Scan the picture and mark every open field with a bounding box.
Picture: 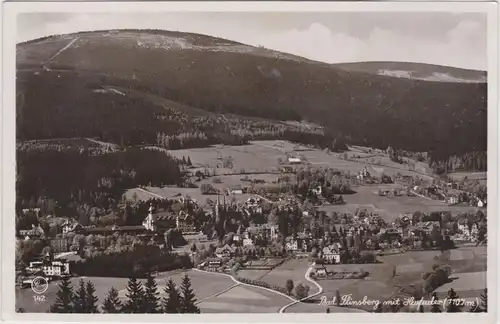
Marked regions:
[319,183,480,223]
[315,279,398,312]
[168,140,435,179]
[461,246,487,273]
[434,270,486,299]
[447,172,487,181]
[323,263,394,281]
[128,141,479,222]
[16,269,234,313]
[236,269,271,280]
[314,260,397,312]
[284,300,368,313]
[125,186,206,203]
[350,153,433,178]
[125,185,258,205]
[197,284,291,313]
[311,247,484,312]
[257,259,317,294]
[168,142,288,174]
[199,173,280,191]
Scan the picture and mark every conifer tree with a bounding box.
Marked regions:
[162,278,181,313]
[479,288,487,312]
[430,292,442,313]
[122,277,145,313]
[102,287,122,313]
[50,276,74,313]
[446,288,463,313]
[179,274,200,313]
[187,156,192,166]
[73,279,87,313]
[143,275,160,313]
[86,281,99,313]
[468,301,482,313]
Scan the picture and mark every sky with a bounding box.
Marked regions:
[17,12,487,70]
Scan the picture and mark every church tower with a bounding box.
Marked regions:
[143,203,156,231]
[215,194,220,219]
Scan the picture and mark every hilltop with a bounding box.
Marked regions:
[17,29,487,159]
[333,61,486,83]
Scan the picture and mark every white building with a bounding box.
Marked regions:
[27,261,44,273]
[287,157,302,164]
[43,261,70,277]
[312,186,322,196]
[243,237,254,247]
[285,240,299,252]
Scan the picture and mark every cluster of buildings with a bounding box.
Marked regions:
[19,224,44,240]
[412,183,486,208]
[22,251,83,286]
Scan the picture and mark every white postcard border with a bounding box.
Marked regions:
[1,2,498,324]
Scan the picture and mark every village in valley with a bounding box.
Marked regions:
[13,11,489,315]
[15,139,488,314]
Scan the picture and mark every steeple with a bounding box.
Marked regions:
[215,194,220,219]
[143,203,156,231]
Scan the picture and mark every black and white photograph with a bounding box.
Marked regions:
[1,1,497,321]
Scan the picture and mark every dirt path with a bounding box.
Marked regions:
[135,187,165,199]
[279,264,324,313]
[192,268,296,307]
[43,37,80,64]
[195,283,240,305]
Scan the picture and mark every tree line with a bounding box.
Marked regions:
[429,151,487,174]
[49,273,200,314]
[16,146,183,219]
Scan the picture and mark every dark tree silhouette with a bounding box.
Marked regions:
[430,292,442,313]
[162,278,181,313]
[102,287,122,313]
[73,279,88,313]
[179,274,200,314]
[285,279,294,296]
[122,277,144,313]
[446,288,463,313]
[295,283,310,300]
[142,275,160,313]
[86,281,99,313]
[50,276,74,313]
[480,288,487,312]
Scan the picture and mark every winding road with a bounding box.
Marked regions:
[278,264,324,313]
[193,263,323,313]
[192,268,296,304]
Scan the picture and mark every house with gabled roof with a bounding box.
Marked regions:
[215,244,236,258]
[62,220,83,235]
[321,243,341,264]
[19,224,45,239]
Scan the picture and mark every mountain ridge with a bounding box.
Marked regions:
[16,28,487,159]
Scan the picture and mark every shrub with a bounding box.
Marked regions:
[422,264,451,293]
[295,283,310,299]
